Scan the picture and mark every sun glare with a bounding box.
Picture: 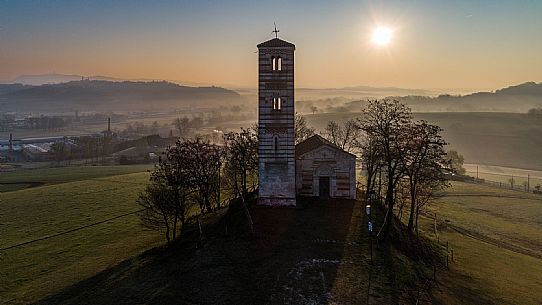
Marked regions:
[372,26,392,46]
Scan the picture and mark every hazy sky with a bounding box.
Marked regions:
[1,0,541,90]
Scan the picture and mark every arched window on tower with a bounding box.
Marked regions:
[273,97,282,110]
[271,57,282,71]
[274,136,279,152]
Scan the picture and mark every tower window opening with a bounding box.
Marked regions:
[272,57,276,71]
[277,57,282,71]
[274,136,279,152]
[273,97,282,110]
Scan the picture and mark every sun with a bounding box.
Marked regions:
[372,26,392,46]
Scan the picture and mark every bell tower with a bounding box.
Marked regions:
[257,33,296,206]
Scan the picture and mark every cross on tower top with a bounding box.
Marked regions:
[272,22,280,38]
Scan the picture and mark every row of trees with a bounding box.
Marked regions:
[138,128,258,244]
[358,100,450,236]
[527,107,542,116]
[140,99,453,242]
[309,100,451,236]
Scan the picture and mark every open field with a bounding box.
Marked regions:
[464,163,542,189]
[305,112,542,171]
[0,167,161,304]
[417,182,542,304]
[28,198,396,305]
[0,164,153,192]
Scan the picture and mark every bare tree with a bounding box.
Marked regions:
[173,116,191,137]
[223,128,258,234]
[150,147,194,239]
[324,119,360,153]
[137,181,177,245]
[447,150,466,175]
[178,137,223,214]
[398,121,449,233]
[223,128,258,197]
[357,134,381,196]
[295,112,316,144]
[360,99,412,238]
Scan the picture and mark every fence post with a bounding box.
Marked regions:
[528,174,530,192]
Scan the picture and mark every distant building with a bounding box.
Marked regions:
[256,35,356,206]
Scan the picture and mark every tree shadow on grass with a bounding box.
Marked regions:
[34,198,358,305]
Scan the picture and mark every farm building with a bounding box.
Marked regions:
[296,135,357,199]
[256,34,357,206]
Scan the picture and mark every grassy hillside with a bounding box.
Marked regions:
[418,182,542,304]
[305,112,542,170]
[0,168,161,304]
[0,165,153,192]
[28,198,396,305]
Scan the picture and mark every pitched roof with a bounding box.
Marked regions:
[295,134,356,158]
[257,38,296,49]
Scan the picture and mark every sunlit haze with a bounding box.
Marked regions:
[1,0,541,90]
[372,27,392,46]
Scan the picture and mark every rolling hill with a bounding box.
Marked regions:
[0,80,243,112]
[297,82,542,113]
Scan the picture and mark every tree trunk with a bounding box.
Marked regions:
[415,205,420,235]
[382,169,395,236]
[172,189,180,240]
[366,167,373,196]
[164,216,171,246]
[407,180,416,233]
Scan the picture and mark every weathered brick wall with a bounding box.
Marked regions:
[257,41,296,206]
[296,145,357,199]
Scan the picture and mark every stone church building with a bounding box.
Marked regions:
[257,36,357,206]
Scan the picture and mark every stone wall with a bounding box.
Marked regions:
[296,145,357,199]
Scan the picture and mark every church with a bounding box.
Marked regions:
[257,34,357,206]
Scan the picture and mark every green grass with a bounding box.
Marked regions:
[0,164,153,186]
[414,182,542,304]
[0,169,162,305]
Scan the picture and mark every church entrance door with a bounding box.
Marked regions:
[319,176,330,199]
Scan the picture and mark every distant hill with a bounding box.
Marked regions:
[295,86,438,100]
[297,82,542,113]
[0,80,242,112]
[394,82,542,112]
[10,74,127,86]
[0,84,33,95]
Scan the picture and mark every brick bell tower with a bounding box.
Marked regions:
[257,30,296,206]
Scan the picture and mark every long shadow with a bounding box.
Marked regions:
[33,198,357,305]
